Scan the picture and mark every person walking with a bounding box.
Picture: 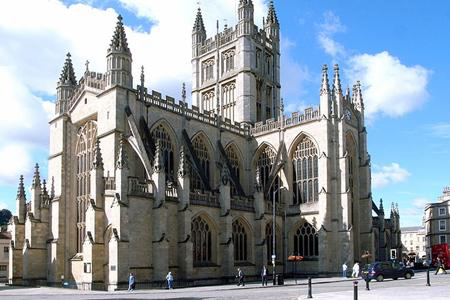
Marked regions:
[435,257,447,275]
[236,268,245,286]
[342,262,348,278]
[261,265,268,286]
[166,271,174,289]
[351,262,360,278]
[128,273,136,291]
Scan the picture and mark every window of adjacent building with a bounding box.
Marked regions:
[190,135,211,191]
[75,120,97,253]
[222,82,235,123]
[233,219,248,262]
[293,222,319,257]
[292,137,319,205]
[202,90,215,115]
[440,235,447,244]
[439,220,446,231]
[151,124,175,183]
[222,49,235,74]
[202,58,214,82]
[0,265,6,271]
[192,216,213,265]
[439,207,446,216]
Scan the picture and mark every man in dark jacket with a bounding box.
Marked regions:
[236,268,245,286]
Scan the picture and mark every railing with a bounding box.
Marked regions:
[128,177,153,196]
[231,196,254,212]
[104,176,116,190]
[190,191,220,208]
[251,107,321,136]
[165,186,178,201]
[68,71,106,109]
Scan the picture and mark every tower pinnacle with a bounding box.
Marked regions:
[333,64,342,95]
[32,163,41,188]
[266,1,279,25]
[17,175,26,200]
[58,53,77,86]
[193,8,206,33]
[320,64,330,95]
[108,15,131,54]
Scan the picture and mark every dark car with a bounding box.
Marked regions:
[362,261,414,282]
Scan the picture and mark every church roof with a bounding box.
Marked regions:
[193,8,205,33]
[58,52,77,86]
[108,15,131,54]
[266,1,279,25]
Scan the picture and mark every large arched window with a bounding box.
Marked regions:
[191,135,211,191]
[293,222,318,257]
[292,137,318,204]
[75,120,97,253]
[265,222,280,263]
[151,124,175,182]
[233,219,248,262]
[225,144,240,196]
[192,216,212,265]
[256,146,279,202]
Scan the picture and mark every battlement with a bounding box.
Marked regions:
[136,87,251,137]
[251,107,320,136]
[197,24,274,57]
[69,71,106,109]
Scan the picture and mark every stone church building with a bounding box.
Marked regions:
[8,1,374,290]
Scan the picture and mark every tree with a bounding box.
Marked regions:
[0,209,12,225]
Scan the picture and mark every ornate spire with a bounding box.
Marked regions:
[320,64,330,95]
[116,135,129,169]
[379,198,384,215]
[140,66,145,87]
[50,176,55,199]
[178,146,188,178]
[92,140,104,169]
[395,203,399,215]
[193,8,206,33]
[153,140,164,173]
[32,163,41,188]
[354,81,364,110]
[58,53,77,86]
[17,175,26,200]
[42,179,48,197]
[181,82,186,102]
[333,64,342,95]
[108,15,130,54]
[266,1,279,25]
[345,86,350,101]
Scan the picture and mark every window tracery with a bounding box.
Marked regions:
[225,145,240,196]
[202,90,215,115]
[222,49,235,73]
[292,137,319,204]
[293,222,319,257]
[202,58,214,82]
[190,135,211,191]
[232,220,248,262]
[151,124,175,182]
[192,216,213,265]
[222,82,235,122]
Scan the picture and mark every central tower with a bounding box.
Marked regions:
[191,1,281,125]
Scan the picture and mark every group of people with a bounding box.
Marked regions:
[342,262,360,278]
[127,271,174,291]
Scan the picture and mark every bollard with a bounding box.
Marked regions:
[353,280,358,300]
[365,279,370,291]
[426,267,431,286]
[307,277,313,298]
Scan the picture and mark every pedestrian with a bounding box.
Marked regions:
[435,257,447,275]
[166,271,174,289]
[351,262,360,278]
[128,272,136,291]
[342,262,348,278]
[261,265,268,286]
[236,268,245,286]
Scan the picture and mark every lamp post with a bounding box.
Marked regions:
[272,183,284,285]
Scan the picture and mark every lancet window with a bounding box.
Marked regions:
[151,124,175,182]
[225,145,240,196]
[293,222,319,257]
[190,135,211,191]
[292,137,318,205]
[192,216,212,265]
[256,146,280,202]
[202,58,214,82]
[222,49,235,73]
[75,120,97,253]
[202,90,215,115]
[265,222,280,263]
[222,82,235,123]
[232,220,248,262]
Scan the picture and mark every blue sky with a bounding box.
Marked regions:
[0,0,448,227]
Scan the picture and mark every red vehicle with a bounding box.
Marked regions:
[431,244,450,268]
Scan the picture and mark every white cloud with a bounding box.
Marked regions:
[429,123,450,139]
[372,163,411,188]
[317,11,346,59]
[0,143,33,185]
[401,197,430,219]
[347,52,430,120]
[0,202,7,210]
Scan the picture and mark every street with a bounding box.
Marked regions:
[1,272,449,299]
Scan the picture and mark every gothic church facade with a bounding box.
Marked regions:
[8,1,374,290]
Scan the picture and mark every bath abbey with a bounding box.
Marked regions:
[8,1,375,290]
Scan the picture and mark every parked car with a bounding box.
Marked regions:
[361,261,414,282]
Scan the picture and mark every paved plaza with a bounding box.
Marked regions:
[1,272,449,299]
